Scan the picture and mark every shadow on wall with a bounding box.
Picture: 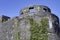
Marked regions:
[53,19,60,37]
[59,19,60,27]
[57,20,60,37]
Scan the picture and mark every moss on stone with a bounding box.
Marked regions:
[14,19,19,40]
[29,17,48,40]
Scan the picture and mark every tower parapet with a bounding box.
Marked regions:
[20,5,51,15]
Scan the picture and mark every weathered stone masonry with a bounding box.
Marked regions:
[0,5,60,40]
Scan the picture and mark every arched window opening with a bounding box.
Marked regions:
[43,8,47,12]
[29,7,34,13]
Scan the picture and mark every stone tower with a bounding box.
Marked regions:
[0,5,60,40]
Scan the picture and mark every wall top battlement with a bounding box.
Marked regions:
[20,5,51,15]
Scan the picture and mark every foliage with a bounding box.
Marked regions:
[29,17,48,40]
[14,19,19,40]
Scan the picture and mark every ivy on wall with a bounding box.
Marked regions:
[13,19,19,40]
[29,17,48,40]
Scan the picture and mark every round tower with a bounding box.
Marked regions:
[19,5,60,40]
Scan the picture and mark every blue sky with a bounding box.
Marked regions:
[0,0,60,18]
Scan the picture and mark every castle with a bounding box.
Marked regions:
[0,5,60,40]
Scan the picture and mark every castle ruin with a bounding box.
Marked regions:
[0,5,60,40]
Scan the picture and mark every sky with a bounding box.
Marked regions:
[0,0,60,18]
